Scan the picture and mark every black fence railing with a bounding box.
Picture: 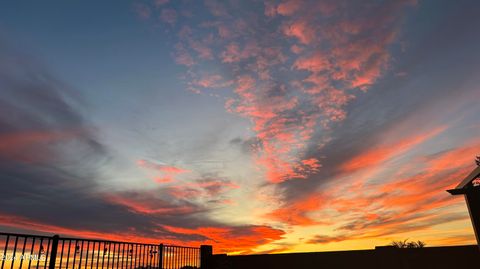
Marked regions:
[0,232,211,269]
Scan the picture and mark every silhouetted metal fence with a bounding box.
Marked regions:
[0,232,207,269]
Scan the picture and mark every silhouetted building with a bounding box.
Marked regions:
[447,164,480,248]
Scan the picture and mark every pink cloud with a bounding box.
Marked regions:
[276,0,304,16]
[174,43,195,66]
[282,19,315,44]
[193,74,233,89]
[293,51,330,72]
[155,0,417,185]
[220,42,259,63]
[190,41,213,59]
[290,44,303,54]
[137,159,190,183]
[105,192,196,215]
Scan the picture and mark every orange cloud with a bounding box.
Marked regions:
[266,193,330,226]
[163,224,285,253]
[315,140,480,245]
[340,126,447,172]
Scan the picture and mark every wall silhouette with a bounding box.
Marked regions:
[212,245,479,269]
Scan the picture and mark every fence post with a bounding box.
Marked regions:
[200,245,212,269]
[158,244,163,269]
[48,235,59,269]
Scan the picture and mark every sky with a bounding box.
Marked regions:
[0,0,479,254]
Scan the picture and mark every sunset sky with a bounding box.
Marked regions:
[1,0,479,254]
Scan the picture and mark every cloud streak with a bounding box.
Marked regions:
[0,39,284,253]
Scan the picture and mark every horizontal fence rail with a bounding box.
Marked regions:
[0,232,205,269]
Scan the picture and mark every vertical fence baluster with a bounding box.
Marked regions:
[169,246,172,269]
[149,245,152,268]
[158,244,163,269]
[183,248,186,268]
[145,245,148,269]
[1,235,9,269]
[120,244,125,269]
[148,245,151,269]
[129,244,133,269]
[165,247,168,269]
[105,242,111,268]
[27,237,36,269]
[19,236,28,269]
[172,246,175,269]
[173,247,176,269]
[72,240,77,269]
[113,243,118,269]
[175,247,180,268]
[36,238,43,269]
[95,242,101,269]
[143,245,147,268]
[100,242,106,269]
[48,235,59,269]
[140,245,144,269]
[152,246,156,269]
[11,236,19,269]
[134,244,137,269]
[85,241,90,269]
[44,238,51,269]
[78,240,84,269]
[140,244,143,269]
[92,242,97,269]
[59,240,66,269]
[66,240,72,269]
[145,245,148,268]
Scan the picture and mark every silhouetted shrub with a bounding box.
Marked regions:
[390,239,426,248]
